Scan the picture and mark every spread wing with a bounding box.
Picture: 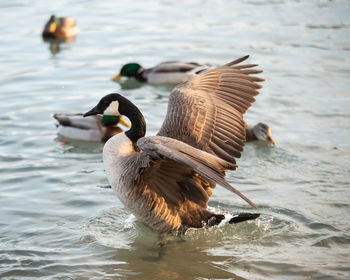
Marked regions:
[137,136,258,209]
[157,55,264,166]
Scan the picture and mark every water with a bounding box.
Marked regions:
[0,0,349,279]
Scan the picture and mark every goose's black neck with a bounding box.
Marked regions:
[117,94,146,143]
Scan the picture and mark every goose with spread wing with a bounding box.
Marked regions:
[84,55,264,233]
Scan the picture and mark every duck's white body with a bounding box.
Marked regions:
[146,71,194,84]
[54,114,102,141]
[57,125,102,142]
[54,113,123,142]
[144,62,209,84]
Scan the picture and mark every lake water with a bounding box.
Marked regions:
[0,0,349,279]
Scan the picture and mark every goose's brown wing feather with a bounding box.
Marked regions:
[138,158,210,209]
[137,136,258,209]
[157,55,264,166]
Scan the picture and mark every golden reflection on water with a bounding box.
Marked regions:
[42,37,76,55]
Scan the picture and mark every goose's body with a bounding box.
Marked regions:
[103,134,245,232]
[102,134,181,232]
[111,61,209,85]
[54,113,127,142]
[85,56,265,233]
[42,15,78,39]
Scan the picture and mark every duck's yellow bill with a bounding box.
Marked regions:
[111,73,122,81]
[119,116,130,128]
[49,22,57,33]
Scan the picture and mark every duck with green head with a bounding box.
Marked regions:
[111,61,209,85]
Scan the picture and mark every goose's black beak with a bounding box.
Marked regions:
[83,106,102,117]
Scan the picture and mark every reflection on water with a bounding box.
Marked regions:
[54,136,104,154]
[42,37,76,55]
[110,240,244,279]
[111,77,144,90]
[0,0,350,279]
[84,207,260,279]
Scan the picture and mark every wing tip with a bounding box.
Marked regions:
[225,55,250,66]
[223,181,259,210]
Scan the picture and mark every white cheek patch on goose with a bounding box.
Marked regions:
[104,101,120,116]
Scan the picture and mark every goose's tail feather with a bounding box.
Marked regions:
[228,213,260,224]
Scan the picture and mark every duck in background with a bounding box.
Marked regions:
[111,61,209,85]
[42,15,78,39]
[42,15,78,54]
[53,113,130,143]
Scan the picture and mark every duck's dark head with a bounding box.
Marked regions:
[111,63,142,81]
[84,93,145,142]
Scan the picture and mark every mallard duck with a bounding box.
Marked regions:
[54,113,130,142]
[85,55,264,234]
[111,61,209,85]
[42,15,78,39]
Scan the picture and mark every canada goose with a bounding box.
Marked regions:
[85,55,264,233]
[42,15,78,39]
[111,61,209,84]
[53,113,130,142]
